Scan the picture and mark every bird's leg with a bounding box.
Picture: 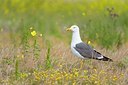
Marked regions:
[80,59,84,70]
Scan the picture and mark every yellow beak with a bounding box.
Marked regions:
[66,28,71,31]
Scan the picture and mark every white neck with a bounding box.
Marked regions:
[71,31,82,47]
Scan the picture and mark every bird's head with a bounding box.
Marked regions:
[66,25,79,32]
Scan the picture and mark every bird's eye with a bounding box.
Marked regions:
[73,27,76,29]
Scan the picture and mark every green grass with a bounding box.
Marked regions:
[0,35,128,84]
[45,47,52,69]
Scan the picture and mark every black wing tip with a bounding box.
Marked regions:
[95,56,113,62]
[101,56,113,62]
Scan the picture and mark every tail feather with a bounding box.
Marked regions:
[94,50,113,62]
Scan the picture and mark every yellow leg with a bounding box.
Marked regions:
[80,59,84,69]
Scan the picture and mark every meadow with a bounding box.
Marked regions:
[0,0,128,85]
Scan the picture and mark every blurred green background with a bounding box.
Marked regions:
[1,0,128,48]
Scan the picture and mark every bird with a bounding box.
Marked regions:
[66,25,113,61]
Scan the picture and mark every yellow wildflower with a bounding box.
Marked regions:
[73,81,76,85]
[94,68,97,72]
[50,74,54,77]
[94,81,98,84]
[20,73,28,78]
[59,64,62,68]
[74,72,79,77]
[56,77,61,80]
[35,76,40,81]
[21,55,24,59]
[17,55,24,59]
[113,75,118,81]
[31,30,37,37]
[121,73,124,76]
[99,70,105,74]
[84,70,88,74]
[87,41,91,44]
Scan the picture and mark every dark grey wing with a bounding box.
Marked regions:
[74,42,113,61]
[74,42,95,58]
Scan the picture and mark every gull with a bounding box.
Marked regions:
[66,25,113,61]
